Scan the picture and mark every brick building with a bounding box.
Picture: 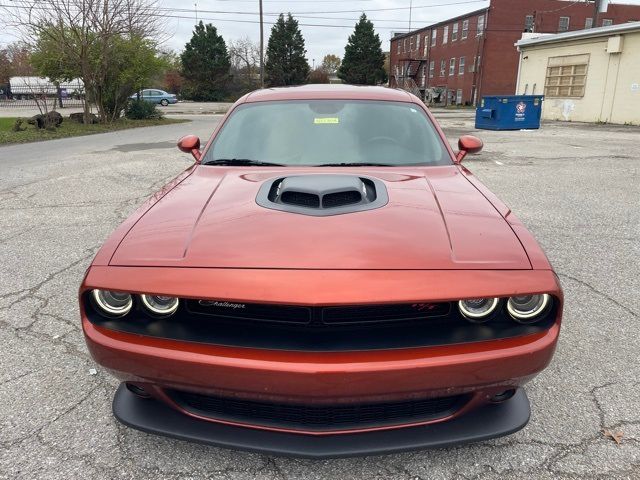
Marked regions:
[389,0,640,105]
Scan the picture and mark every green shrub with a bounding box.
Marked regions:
[12,119,27,132]
[125,99,163,120]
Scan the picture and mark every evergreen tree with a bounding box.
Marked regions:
[338,14,387,85]
[265,14,310,86]
[180,21,231,101]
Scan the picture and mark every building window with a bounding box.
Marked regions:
[443,25,449,44]
[477,15,485,35]
[458,56,465,75]
[416,34,421,51]
[404,38,408,51]
[431,29,437,46]
[456,89,463,105]
[395,65,399,79]
[409,35,414,51]
[429,60,435,78]
[423,35,429,56]
[452,23,459,41]
[525,15,534,32]
[449,58,456,76]
[544,54,589,98]
[462,20,469,39]
[397,41,401,54]
[558,17,570,32]
[440,59,446,76]
[585,17,593,28]
[421,65,426,86]
[602,19,613,26]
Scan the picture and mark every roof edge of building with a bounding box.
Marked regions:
[391,6,489,41]
[516,21,640,48]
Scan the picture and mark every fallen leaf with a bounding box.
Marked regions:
[88,368,98,376]
[603,428,623,445]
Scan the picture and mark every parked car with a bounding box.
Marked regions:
[80,85,563,458]
[131,88,177,106]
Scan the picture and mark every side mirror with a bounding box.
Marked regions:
[177,135,201,162]
[456,135,483,163]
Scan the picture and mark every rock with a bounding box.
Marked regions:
[69,112,99,124]
[28,111,63,129]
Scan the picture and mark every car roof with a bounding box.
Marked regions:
[243,84,414,103]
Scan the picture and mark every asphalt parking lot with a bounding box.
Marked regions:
[1,111,638,479]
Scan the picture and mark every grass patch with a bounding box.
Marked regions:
[0,116,189,145]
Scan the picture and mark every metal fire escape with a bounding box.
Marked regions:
[395,56,426,99]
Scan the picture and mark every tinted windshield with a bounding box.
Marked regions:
[203,100,451,166]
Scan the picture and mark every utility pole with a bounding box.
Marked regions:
[259,0,265,88]
[194,2,198,24]
[409,0,413,31]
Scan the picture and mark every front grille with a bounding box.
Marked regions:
[185,301,450,326]
[323,302,450,324]
[187,300,311,324]
[169,390,467,431]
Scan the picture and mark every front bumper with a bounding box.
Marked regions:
[114,383,530,458]
[82,267,562,454]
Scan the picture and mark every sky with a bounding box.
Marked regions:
[1,1,640,65]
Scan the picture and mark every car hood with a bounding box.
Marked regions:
[110,166,531,270]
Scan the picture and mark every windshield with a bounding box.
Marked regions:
[203,100,451,166]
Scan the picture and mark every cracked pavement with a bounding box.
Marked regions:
[1,111,639,479]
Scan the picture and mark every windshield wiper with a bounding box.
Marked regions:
[315,162,394,167]
[204,158,286,167]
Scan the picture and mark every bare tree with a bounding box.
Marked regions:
[228,37,261,83]
[2,0,163,123]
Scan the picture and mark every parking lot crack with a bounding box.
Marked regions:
[558,273,639,318]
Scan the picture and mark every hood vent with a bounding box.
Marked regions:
[256,174,389,216]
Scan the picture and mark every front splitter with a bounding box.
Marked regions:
[113,384,530,458]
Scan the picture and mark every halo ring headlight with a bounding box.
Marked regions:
[91,289,132,317]
[507,294,551,323]
[140,294,179,316]
[458,297,499,322]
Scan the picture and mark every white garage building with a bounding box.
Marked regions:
[515,22,640,125]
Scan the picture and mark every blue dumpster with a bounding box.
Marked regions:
[475,95,544,130]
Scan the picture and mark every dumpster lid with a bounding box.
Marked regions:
[481,95,544,101]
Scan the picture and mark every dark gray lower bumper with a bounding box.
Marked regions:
[113,384,530,458]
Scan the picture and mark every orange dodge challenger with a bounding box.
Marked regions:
[80,85,562,457]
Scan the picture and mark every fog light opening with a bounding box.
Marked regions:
[126,383,151,399]
[490,389,516,403]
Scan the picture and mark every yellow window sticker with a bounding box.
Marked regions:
[314,117,340,124]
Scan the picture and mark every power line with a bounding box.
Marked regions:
[0,3,441,30]
[3,0,487,16]
[153,7,441,24]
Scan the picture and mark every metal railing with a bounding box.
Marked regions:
[0,80,86,109]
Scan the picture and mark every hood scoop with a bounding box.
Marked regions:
[256,174,388,216]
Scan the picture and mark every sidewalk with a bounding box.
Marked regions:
[0,102,233,118]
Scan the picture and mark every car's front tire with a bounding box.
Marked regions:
[160,99,169,106]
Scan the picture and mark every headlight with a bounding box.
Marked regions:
[507,294,551,323]
[140,294,179,316]
[458,297,499,322]
[91,289,132,317]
